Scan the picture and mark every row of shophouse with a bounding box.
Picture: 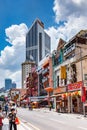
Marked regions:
[25,30,87,113]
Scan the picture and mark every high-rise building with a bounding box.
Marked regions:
[12,82,16,89]
[5,79,12,90]
[21,61,35,88]
[26,18,51,65]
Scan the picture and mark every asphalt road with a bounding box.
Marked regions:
[17,108,87,130]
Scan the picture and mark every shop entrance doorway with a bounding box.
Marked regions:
[71,95,82,113]
[72,97,78,113]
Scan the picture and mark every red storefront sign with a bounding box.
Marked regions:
[68,81,82,91]
[68,81,86,102]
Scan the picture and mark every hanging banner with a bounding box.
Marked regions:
[81,87,86,102]
[60,66,66,79]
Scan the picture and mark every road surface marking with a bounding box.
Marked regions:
[20,118,40,130]
[50,118,66,124]
[78,126,87,130]
[27,122,40,130]
[21,122,32,130]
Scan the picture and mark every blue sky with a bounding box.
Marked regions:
[0,0,87,88]
[0,0,54,51]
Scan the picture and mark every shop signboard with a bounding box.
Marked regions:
[68,81,82,91]
[53,87,66,94]
[68,81,86,102]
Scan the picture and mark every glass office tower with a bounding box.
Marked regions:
[5,79,12,90]
[26,18,51,65]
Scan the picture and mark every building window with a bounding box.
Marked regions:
[84,74,87,80]
[45,32,50,49]
[39,33,42,61]
[57,76,59,87]
[71,64,77,83]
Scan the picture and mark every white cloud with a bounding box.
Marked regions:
[53,0,87,23]
[0,69,12,87]
[5,23,28,45]
[10,70,22,88]
[72,0,85,5]
[46,0,87,51]
[0,23,28,88]
[45,27,58,51]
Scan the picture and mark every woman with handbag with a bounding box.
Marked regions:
[8,108,17,130]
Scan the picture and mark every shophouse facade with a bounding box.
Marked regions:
[67,56,87,113]
[10,88,27,106]
[26,64,38,97]
[53,30,87,113]
[41,55,53,106]
[52,39,67,112]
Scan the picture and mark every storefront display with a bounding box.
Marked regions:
[68,81,83,113]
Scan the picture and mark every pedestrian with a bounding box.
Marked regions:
[0,107,4,130]
[5,104,8,116]
[57,104,60,112]
[28,103,32,110]
[8,108,17,130]
[11,103,17,114]
[49,103,52,111]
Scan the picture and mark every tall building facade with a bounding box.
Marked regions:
[21,61,35,88]
[12,82,16,89]
[5,79,12,90]
[26,18,51,65]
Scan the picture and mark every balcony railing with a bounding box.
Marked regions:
[64,43,75,56]
[42,68,49,75]
[42,77,48,83]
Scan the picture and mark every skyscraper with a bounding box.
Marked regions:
[12,82,16,89]
[5,79,12,90]
[26,18,51,65]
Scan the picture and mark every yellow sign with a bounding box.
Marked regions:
[60,66,66,79]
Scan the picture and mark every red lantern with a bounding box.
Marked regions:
[75,91,78,95]
[68,93,71,96]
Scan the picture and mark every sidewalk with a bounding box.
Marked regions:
[2,118,32,130]
[32,107,87,119]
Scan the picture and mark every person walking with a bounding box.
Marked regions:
[11,103,17,114]
[0,107,4,130]
[8,108,17,130]
[57,104,60,112]
[5,104,8,116]
[49,103,52,111]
